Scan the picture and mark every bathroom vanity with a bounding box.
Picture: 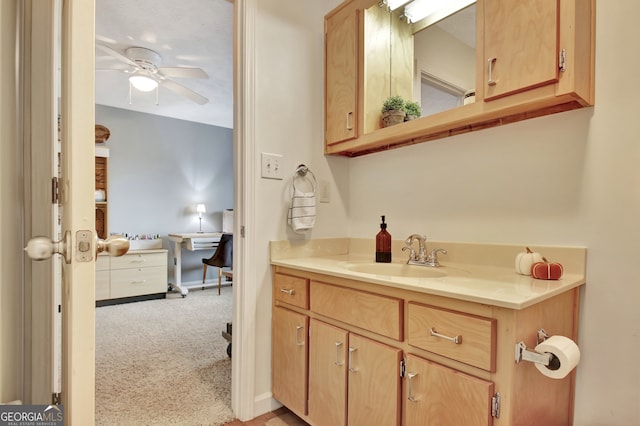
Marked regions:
[270,239,586,425]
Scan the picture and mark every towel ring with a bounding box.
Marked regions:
[292,164,317,195]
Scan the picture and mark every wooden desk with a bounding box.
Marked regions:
[167,232,223,296]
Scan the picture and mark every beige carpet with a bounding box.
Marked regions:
[95,286,234,425]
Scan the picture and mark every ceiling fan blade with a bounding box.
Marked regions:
[160,79,209,105]
[95,43,139,68]
[158,67,208,79]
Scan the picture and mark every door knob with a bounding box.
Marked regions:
[24,231,72,264]
[25,231,130,264]
[96,234,129,257]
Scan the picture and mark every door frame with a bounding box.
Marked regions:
[231,0,257,420]
[59,0,97,423]
[52,0,258,422]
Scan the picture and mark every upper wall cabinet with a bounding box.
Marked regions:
[325,4,358,145]
[324,0,595,157]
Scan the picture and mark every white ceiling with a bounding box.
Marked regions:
[95,0,234,129]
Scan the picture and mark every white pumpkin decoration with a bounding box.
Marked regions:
[515,247,543,276]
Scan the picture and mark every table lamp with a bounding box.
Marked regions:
[196,204,206,233]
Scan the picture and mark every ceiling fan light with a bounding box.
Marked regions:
[129,75,158,92]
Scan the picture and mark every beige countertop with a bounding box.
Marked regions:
[270,238,586,310]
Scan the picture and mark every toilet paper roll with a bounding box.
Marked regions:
[534,335,580,379]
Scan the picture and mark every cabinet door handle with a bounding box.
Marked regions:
[348,347,358,373]
[131,280,147,284]
[346,112,353,131]
[487,57,497,86]
[280,288,295,295]
[334,341,344,366]
[430,327,462,344]
[407,372,418,402]
[295,325,305,346]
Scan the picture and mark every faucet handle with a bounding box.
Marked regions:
[402,245,417,261]
[426,248,447,267]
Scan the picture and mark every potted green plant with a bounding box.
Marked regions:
[403,101,421,121]
[381,95,406,127]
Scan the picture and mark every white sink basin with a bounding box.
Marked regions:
[345,262,446,278]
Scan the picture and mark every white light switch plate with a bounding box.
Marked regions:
[261,152,283,180]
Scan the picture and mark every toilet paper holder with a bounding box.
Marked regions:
[515,329,561,370]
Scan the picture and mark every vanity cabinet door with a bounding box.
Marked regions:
[404,354,494,426]
[308,319,348,426]
[348,333,402,426]
[325,3,358,147]
[483,0,560,101]
[272,307,309,416]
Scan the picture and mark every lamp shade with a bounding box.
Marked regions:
[196,204,206,214]
[129,75,158,92]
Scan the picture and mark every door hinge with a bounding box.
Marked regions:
[52,392,61,405]
[400,358,406,378]
[559,48,566,72]
[240,225,245,238]
[51,177,59,204]
[491,392,501,418]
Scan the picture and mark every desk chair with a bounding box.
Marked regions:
[202,233,233,295]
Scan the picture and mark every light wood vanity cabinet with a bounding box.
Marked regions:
[272,266,580,425]
[272,306,309,416]
[324,0,594,156]
[308,319,402,426]
[404,354,494,425]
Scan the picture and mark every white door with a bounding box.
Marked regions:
[23,0,98,423]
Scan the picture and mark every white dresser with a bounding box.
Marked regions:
[96,249,168,305]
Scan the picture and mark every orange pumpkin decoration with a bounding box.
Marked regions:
[531,257,564,280]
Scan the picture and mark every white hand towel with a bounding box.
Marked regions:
[287,190,316,233]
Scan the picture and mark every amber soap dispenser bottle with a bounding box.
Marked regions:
[376,215,392,263]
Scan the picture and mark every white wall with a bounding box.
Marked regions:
[251,0,348,408]
[0,0,22,403]
[253,1,640,424]
[348,2,639,425]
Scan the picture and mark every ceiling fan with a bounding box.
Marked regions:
[96,42,209,105]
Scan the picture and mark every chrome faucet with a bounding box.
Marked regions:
[402,234,447,267]
[403,234,427,264]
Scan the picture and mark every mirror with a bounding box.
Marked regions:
[412,3,476,117]
[362,1,476,133]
